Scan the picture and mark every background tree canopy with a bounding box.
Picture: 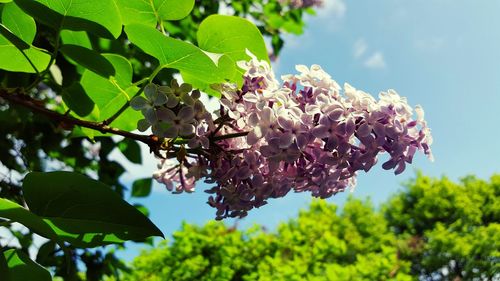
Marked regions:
[120,174,499,281]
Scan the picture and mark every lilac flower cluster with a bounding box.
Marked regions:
[133,52,433,220]
[279,0,323,9]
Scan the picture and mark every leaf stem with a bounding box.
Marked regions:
[26,30,61,92]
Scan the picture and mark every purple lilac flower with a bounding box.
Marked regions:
[156,107,195,138]
[279,0,323,9]
[139,52,433,220]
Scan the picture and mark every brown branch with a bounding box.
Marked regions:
[0,88,162,149]
[0,88,251,161]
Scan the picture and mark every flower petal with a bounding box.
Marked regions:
[143,108,157,124]
[153,92,168,106]
[179,124,195,136]
[144,84,157,101]
[166,94,179,108]
[178,106,194,120]
[163,126,178,138]
[312,125,330,139]
[179,83,193,93]
[137,119,150,132]
[157,108,176,122]
[246,130,260,145]
[130,96,148,110]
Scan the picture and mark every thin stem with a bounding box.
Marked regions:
[26,30,61,92]
[159,20,167,35]
[102,65,163,125]
[212,131,249,141]
[132,77,149,87]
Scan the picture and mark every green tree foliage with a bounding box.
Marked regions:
[385,173,500,280]
[122,174,499,281]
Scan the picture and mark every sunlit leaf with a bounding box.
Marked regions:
[0,35,50,73]
[117,0,195,26]
[1,1,36,43]
[125,23,234,92]
[60,30,91,48]
[198,15,269,82]
[80,53,142,130]
[0,11,50,73]
[14,0,122,39]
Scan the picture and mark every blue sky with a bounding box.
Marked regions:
[116,0,500,261]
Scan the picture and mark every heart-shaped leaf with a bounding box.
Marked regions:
[198,15,269,82]
[0,8,50,73]
[23,171,164,248]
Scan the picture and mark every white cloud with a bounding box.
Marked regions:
[353,38,367,58]
[352,39,387,69]
[317,0,347,19]
[364,52,387,69]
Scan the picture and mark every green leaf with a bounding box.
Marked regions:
[35,241,57,266]
[14,0,122,39]
[133,204,150,217]
[125,24,233,90]
[80,53,142,130]
[3,249,52,281]
[118,138,142,164]
[197,15,269,82]
[60,30,91,48]
[0,41,50,73]
[0,0,13,3]
[0,16,50,73]
[153,0,195,21]
[117,0,195,26]
[23,171,164,248]
[1,1,36,43]
[111,104,144,132]
[60,45,115,78]
[0,198,57,240]
[62,82,95,117]
[131,178,152,198]
[115,0,156,27]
